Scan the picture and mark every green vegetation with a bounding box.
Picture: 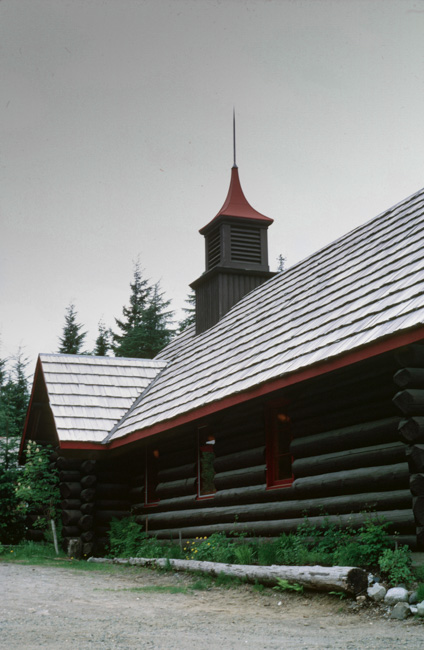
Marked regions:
[58,303,87,354]
[273,579,304,594]
[378,545,413,586]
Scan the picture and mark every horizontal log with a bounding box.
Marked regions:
[159,449,196,470]
[410,474,424,497]
[26,529,45,541]
[413,497,424,526]
[394,344,424,368]
[94,510,131,523]
[290,417,400,458]
[156,477,197,500]
[292,442,406,478]
[405,445,424,473]
[100,557,367,596]
[62,525,80,537]
[293,463,409,497]
[292,401,397,438]
[58,470,81,482]
[80,488,96,503]
[56,457,82,470]
[61,499,81,510]
[152,509,415,541]
[59,482,82,499]
[81,460,97,475]
[214,447,266,474]
[393,389,424,415]
[394,367,424,389]
[95,499,130,511]
[82,542,94,556]
[81,530,94,543]
[417,527,424,550]
[78,514,93,531]
[81,474,97,488]
[80,503,94,515]
[398,417,424,443]
[128,486,145,501]
[136,489,412,531]
[62,510,82,526]
[158,462,197,483]
[214,465,266,491]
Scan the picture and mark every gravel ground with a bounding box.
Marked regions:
[0,562,423,649]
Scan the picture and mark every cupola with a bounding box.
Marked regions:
[191,159,275,335]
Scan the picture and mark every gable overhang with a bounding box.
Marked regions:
[60,323,424,453]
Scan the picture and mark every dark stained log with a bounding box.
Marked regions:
[58,470,81,482]
[56,457,82,470]
[292,401,398,438]
[62,525,80,537]
[62,510,82,526]
[214,430,265,456]
[292,442,406,478]
[81,488,96,503]
[137,490,412,531]
[417,527,424,550]
[82,542,94,556]
[81,530,94,542]
[95,483,129,499]
[60,499,82,510]
[26,529,45,541]
[94,510,131,523]
[78,514,94,531]
[413,497,424,526]
[393,389,424,415]
[129,473,145,487]
[80,503,94,515]
[128,486,145,501]
[93,526,109,537]
[290,417,400,459]
[152,509,414,540]
[59,482,82,499]
[410,474,424,496]
[398,417,424,443]
[391,535,417,550]
[81,474,97,488]
[394,368,424,389]
[156,477,197,500]
[214,465,266,491]
[405,445,424,473]
[81,460,97,475]
[394,344,424,368]
[214,447,266,473]
[142,494,198,514]
[212,484,284,507]
[293,463,409,497]
[25,514,43,525]
[95,499,130,510]
[157,463,197,483]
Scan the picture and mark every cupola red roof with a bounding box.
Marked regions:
[199,166,273,234]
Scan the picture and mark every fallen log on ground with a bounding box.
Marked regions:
[88,557,368,595]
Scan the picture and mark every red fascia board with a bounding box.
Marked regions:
[60,325,424,453]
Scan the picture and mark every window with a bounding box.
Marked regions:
[266,405,293,489]
[145,447,160,506]
[197,426,216,498]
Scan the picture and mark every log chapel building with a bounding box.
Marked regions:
[21,157,424,555]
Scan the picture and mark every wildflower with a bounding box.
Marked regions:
[10,550,13,553]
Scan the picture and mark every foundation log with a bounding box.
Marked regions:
[410,474,424,496]
[393,389,424,415]
[398,417,424,443]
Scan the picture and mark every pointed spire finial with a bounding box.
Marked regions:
[233,107,237,168]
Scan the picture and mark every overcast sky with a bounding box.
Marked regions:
[1,0,424,375]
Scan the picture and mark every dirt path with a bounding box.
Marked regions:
[0,562,422,649]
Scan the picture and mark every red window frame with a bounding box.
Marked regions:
[144,446,160,507]
[197,425,216,499]
[266,403,293,489]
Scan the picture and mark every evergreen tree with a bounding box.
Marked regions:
[113,259,151,354]
[178,290,196,332]
[93,320,111,356]
[58,303,87,354]
[277,254,286,272]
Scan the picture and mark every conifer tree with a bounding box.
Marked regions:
[113,260,151,356]
[178,290,196,332]
[58,303,87,354]
[93,320,111,356]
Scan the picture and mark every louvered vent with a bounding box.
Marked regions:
[231,226,261,264]
[207,228,221,269]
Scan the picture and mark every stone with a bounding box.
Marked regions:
[384,587,409,605]
[367,583,386,602]
[390,602,410,620]
[417,601,424,617]
[409,590,419,605]
[410,606,418,615]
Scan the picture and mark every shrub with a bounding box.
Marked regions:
[108,517,145,557]
[0,465,25,544]
[378,545,413,586]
